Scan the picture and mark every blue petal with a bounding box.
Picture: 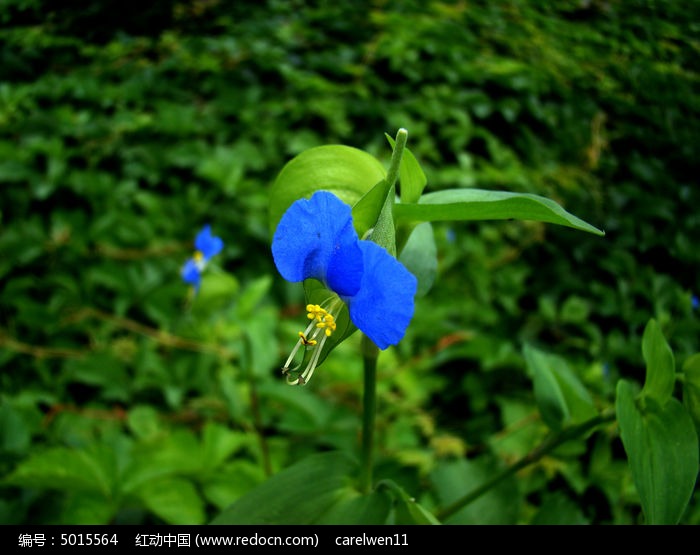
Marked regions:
[181,259,202,290]
[195,225,224,261]
[347,241,417,350]
[272,191,363,296]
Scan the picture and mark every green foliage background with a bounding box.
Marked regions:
[1,0,698,524]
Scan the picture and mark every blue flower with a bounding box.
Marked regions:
[692,294,699,311]
[272,191,417,384]
[181,224,224,291]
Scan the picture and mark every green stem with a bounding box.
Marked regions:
[435,410,616,522]
[385,128,407,190]
[243,335,273,477]
[248,376,273,477]
[359,334,379,494]
[358,129,405,493]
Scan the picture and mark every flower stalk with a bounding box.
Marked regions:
[360,334,379,494]
[359,128,406,493]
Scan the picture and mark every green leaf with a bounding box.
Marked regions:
[120,430,201,494]
[616,380,699,524]
[236,275,272,318]
[682,353,700,434]
[524,344,597,431]
[393,496,441,525]
[0,401,30,453]
[559,295,591,324]
[257,381,335,433]
[268,145,386,235]
[385,133,427,204]
[210,451,358,524]
[640,319,675,405]
[4,445,115,497]
[241,306,280,377]
[62,352,129,402]
[430,456,519,524]
[200,422,251,471]
[393,189,604,235]
[201,461,266,510]
[316,489,393,524]
[137,477,206,525]
[58,492,116,525]
[530,492,589,525]
[378,480,441,524]
[398,222,437,297]
[126,405,162,441]
[192,271,240,314]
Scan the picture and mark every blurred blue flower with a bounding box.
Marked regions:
[692,294,699,311]
[181,224,224,291]
[272,191,417,384]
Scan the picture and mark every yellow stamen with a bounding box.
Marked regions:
[306,304,326,321]
[298,331,317,346]
[316,313,336,336]
[283,298,342,385]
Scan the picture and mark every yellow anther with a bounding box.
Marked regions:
[298,331,317,346]
[285,298,343,385]
[193,251,205,263]
[316,314,336,336]
[306,304,326,321]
